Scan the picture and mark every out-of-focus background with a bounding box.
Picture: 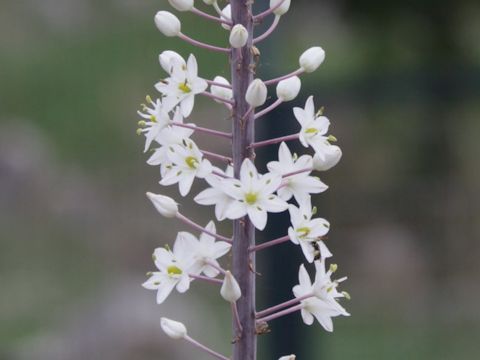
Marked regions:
[1,0,479,359]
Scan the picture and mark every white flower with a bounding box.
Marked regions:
[287,197,332,263]
[276,76,301,102]
[210,76,233,103]
[313,145,342,171]
[229,24,248,48]
[221,271,242,302]
[168,0,194,12]
[137,97,171,152]
[220,5,232,30]
[155,54,208,117]
[160,140,212,196]
[159,50,186,75]
[146,108,195,172]
[267,142,328,203]
[146,192,179,218]
[161,317,188,339]
[292,263,349,332]
[278,356,296,360]
[299,47,325,73]
[194,166,236,221]
[294,96,333,159]
[246,79,268,107]
[142,234,195,304]
[181,221,231,277]
[220,159,288,230]
[154,11,181,37]
[270,0,291,16]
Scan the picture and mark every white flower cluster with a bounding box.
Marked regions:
[137,0,350,358]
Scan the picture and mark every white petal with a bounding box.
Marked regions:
[181,95,195,117]
[247,206,268,230]
[156,279,177,304]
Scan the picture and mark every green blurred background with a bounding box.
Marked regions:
[1,0,479,359]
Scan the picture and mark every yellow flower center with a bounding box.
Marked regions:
[297,227,311,237]
[245,192,258,205]
[305,128,318,134]
[178,82,192,94]
[167,265,183,276]
[185,156,199,169]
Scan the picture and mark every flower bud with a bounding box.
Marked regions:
[154,11,181,37]
[221,5,232,30]
[160,318,187,339]
[229,24,248,48]
[146,192,179,218]
[313,145,342,171]
[211,76,233,102]
[159,50,185,74]
[168,0,194,12]
[245,79,268,107]
[299,47,325,73]
[279,355,296,360]
[276,76,301,102]
[270,0,291,16]
[221,271,241,302]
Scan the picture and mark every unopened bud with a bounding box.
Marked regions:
[313,145,342,171]
[270,0,291,16]
[211,76,233,102]
[221,271,242,302]
[246,79,268,107]
[221,5,232,30]
[160,318,187,339]
[229,24,248,48]
[279,355,296,360]
[154,11,181,37]
[168,0,194,12]
[159,50,185,74]
[276,76,301,102]
[299,47,325,73]
[146,192,179,218]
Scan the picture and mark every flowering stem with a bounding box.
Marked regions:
[256,293,315,319]
[184,335,230,360]
[253,15,280,44]
[249,235,290,252]
[213,2,231,21]
[178,33,231,53]
[171,122,232,139]
[256,304,304,324]
[202,91,236,106]
[232,302,244,334]
[231,0,257,359]
[212,170,232,179]
[264,68,304,86]
[250,134,299,149]
[201,150,232,164]
[190,274,223,285]
[254,98,283,120]
[176,213,233,243]
[282,167,313,178]
[253,0,287,21]
[206,79,233,89]
[243,106,254,120]
[191,7,233,26]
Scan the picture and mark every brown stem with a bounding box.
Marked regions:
[230,1,256,360]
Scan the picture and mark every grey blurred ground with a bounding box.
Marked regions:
[1,0,480,359]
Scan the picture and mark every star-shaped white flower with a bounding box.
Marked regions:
[137,97,171,152]
[146,108,196,175]
[267,142,328,203]
[288,197,332,263]
[292,262,349,332]
[181,221,231,278]
[142,233,195,304]
[294,96,334,160]
[194,166,236,221]
[155,54,208,117]
[160,139,213,196]
[220,159,288,230]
